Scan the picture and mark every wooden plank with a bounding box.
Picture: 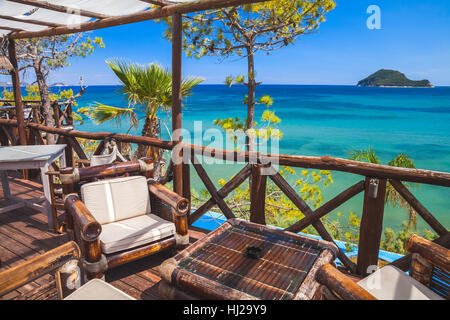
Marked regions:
[249,164,267,225]
[389,179,447,236]
[357,178,387,276]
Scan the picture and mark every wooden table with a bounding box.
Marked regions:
[0,144,66,229]
[159,219,338,300]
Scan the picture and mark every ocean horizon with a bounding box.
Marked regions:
[46,84,450,232]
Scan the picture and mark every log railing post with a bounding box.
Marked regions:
[7,38,26,146]
[53,101,61,128]
[182,162,191,215]
[357,177,387,276]
[171,13,183,197]
[250,164,267,225]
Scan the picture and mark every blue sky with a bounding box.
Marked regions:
[6,0,450,86]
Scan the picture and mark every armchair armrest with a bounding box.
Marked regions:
[316,264,377,300]
[406,234,450,272]
[148,180,189,248]
[64,194,102,242]
[0,241,81,298]
[148,181,189,216]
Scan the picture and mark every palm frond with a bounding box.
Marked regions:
[87,102,139,129]
[105,59,203,115]
[348,146,381,164]
[388,153,416,169]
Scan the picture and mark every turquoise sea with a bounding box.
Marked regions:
[61,84,450,232]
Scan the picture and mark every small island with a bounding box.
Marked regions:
[357,69,433,87]
[50,82,68,87]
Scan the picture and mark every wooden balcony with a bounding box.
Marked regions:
[0,119,448,300]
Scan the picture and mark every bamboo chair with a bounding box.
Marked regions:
[0,241,135,300]
[0,241,82,300]
[46,139,128,232]
[59,159,190,280]
[316,234,450,300]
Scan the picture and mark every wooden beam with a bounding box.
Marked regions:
[9,0,269,39]
[391,232,450,271]
[0,241,81,297]
[286,180,365,233]
[185,143,450,187]
[249,164,267,224]
[189,164,252,224]
[406,234,450,271]
[9,0,110,19]
[0,14,63,28]
[357,178,387,276]
[389,179,448,236]
[0,119,173,150]
[268,169,357,273]
[1,26,23,32]
[7,39,26,146]
[316,264,376,300]
[172,13,183,196]
[191,154,235,219]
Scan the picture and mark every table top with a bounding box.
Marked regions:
[161,219,338,300]
[0,145,66,164]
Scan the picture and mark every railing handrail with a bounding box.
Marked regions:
[1,118,450,187]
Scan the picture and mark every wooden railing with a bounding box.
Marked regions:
[0,118,449,276]
[0,99,74,128]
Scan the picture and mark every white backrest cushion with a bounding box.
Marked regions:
[81,176,151,224]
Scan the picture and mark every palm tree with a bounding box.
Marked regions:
[85,59,203,165]
[348,146,418,231]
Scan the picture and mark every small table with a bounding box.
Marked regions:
[159,219,338,300]
[0,144,66,229]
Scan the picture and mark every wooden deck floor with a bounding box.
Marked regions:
[0,174,206,300]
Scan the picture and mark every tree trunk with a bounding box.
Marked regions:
[33,56,55,144]
[134,116,163,178]
[246,49,256,152]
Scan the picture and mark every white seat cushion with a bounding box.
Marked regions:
[99,213,175,254]
[357,265,444,300]
[81,176,151,224]
[64,279,135,300]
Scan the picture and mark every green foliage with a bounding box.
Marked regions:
[348,146,420,231]
[348,146,381,164]
[192,165,334,229]
[15,35,104,73]
[1,85,86,123]
[380,222,438,254]
[160,0,335,148]
[83,60,203,138]
[163,1,335,60]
